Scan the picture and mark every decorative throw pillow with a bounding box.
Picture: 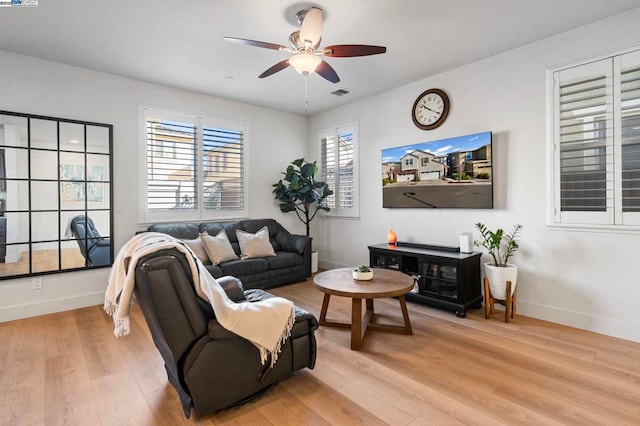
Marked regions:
[236,226,276,259]
[200,230,239,265]
[181,238,210,264]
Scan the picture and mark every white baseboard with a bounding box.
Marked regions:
[0,291,104,323]
[517,300,640,344]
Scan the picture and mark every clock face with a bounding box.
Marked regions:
[412,89,450,130]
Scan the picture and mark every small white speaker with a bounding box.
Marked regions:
[459,232,473,253]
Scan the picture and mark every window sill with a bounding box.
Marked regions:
[321,213,360,220]
[547,222,640,234]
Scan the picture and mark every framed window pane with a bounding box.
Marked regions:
[32,242,60,273]
[30,150,58,180]
[2,147,29,179]
[29,119,57,150]
[31,181,59,211]
[87,125,110,154]
[32,211,60,241]
[87,210,111,238]
[0,243,29,277]
[62,241,85,269]
[60,122,85,152]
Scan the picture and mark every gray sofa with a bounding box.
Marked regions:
[147,218,311,289]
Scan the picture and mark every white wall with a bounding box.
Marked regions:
[0,50,308,322]
[310,8,640,342]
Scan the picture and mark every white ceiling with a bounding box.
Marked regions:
[1,0,639,115]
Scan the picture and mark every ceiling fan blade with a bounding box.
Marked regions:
[223,36,287,51]
[258,59,291,78]
[323,44,387,57]
[316,60,340,83]
[299,7,323,46]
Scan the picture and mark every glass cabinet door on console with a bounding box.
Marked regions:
[420,261,459,299]
[371,253,400,270]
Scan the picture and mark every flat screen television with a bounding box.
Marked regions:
[381,131,493,209]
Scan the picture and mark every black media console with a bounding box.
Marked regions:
[368,242,482,318]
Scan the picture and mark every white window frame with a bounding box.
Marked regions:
[319,122,359,218]
[138,106,249,224]
[547,45,640,232]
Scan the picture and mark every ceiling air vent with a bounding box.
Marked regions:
[331,88,350,96]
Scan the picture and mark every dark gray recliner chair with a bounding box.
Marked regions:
[133,248,318,418]
[69,215,111,266]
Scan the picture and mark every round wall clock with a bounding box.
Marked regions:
[411,88,450,130]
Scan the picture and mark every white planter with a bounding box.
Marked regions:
[484,263,518,300]
[311,251,319,273]
[352,270,373,281]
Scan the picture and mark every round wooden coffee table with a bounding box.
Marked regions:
[313,268,414,350]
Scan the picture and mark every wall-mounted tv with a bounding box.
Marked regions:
[381,131,493,209]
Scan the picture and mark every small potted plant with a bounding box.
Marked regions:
[474,222,522,299]
[353,264,373,281]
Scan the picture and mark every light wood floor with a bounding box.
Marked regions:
[0,247,85,277]
[1,277,640,425]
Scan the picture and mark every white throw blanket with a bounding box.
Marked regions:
[104,232,295,366]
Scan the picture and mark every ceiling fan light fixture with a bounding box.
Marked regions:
[289,52,321,76]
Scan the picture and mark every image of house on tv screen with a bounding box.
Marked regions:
[381,131,493,209]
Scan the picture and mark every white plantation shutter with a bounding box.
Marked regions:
[320,123,359,217]
[145,117,198,213]
[337,130,354,209]
[141,108,247,222]
[550,47,640,229]
[321,131,336,208]
[202,123,245,212]
[620,51,640,225]
[554,59,614,225]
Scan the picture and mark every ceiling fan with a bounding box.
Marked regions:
[224,7,386,83]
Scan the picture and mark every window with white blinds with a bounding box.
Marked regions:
[140,108,247,222]
[320,123,359,217]
[550,47,640,228]
[621,61,640,216]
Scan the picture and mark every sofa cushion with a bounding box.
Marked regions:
[181,238,210,263]
[148,222,200,240]
[236,226,275,259]
[200,222,243,255]
[238,219,285,251]
[200,230,239,265]
[266,252,304,270]
[220,258,269,276]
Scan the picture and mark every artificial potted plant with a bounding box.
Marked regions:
[474,222,522,300]
[352,264,373,281]
[272,158,333,273]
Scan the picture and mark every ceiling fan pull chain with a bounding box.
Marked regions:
[304,75,309,112]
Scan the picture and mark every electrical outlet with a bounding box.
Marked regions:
[31,277,43,290]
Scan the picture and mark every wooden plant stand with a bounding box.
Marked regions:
[484,277,516,323]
